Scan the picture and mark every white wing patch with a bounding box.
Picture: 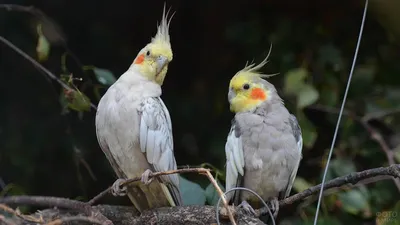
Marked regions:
[139,97,179,189]
[225,124,245,200]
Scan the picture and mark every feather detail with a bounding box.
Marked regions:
[151,3,175,45]
[237,43,279,79]
[138,96,182,206]
[283,114,303,198]
[225,123,245,202]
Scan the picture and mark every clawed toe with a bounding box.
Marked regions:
[238,200,257,217]
[111,178,127,196]
[268,198,279,218]
[141,169,154,185]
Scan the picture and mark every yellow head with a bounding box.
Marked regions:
[228,47,278,113]
[131,5,174,85]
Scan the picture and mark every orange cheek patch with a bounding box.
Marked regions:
[250,88,267,100]
[134,54,145,64]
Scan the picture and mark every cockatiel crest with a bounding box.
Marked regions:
[228,45,279,113]
[130,5,174,85]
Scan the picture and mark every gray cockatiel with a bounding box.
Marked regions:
[95,6,182,212]
[224,54,302,218]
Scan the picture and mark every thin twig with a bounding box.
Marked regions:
[0,204,43,223]
[0,36,97,111]
[278,164,400,208]
[0,204,16,215]
[87,188,111,206]
[297,175,393,209]
[204,170,237,225]
[362,108,400,121]
[88,168,212,205]
[359,121,400,191]
[88,168,237,225]
[45,216,104,225]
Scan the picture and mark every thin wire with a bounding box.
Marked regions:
[215,187,276,225]
[313,0,369,224]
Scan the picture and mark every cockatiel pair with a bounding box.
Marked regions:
[95,4,302,219]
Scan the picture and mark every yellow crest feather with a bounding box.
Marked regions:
[238,43,279,79]
[152,3,175,45]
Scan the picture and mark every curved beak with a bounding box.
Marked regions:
[228,88,236,103]
[156,55,168,75]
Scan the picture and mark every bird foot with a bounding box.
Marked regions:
[111,178,127,196]
[267,197,279,218]
[238,200,257,217]
[141,169,154,185]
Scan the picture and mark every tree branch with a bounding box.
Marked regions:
[1,204,263,225]
[309,104,400,191]
[1,165,399,224]
[0,196,112,225]
[45,216,104,225]
[278,164,400,207]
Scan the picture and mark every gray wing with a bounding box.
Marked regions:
[282,114,303,198]
[225,119,245,203]
[139,97,182,206]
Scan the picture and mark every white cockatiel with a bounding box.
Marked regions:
[95,6,182,212]
[224,51,302,218]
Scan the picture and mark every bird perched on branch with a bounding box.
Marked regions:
[224,47,302,218]
[95,6,182,212]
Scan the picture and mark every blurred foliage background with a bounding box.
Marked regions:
[2,0,400,224]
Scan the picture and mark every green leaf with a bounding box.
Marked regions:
[179,175,206,206]
[70,91,91,112]
[331,158,357,177]
[292,177,312,193]
[62,89,91,112]
[297,84,319,109]
[338,189,370,215]
[93,68,117,86]
[283,67,319,109]
[36,24,51,62]
[205,179,225,205]
[297,111,317,148]
[283,67,308,95]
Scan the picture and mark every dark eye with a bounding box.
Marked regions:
[243,83,250,90]
[146,50,151,56]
